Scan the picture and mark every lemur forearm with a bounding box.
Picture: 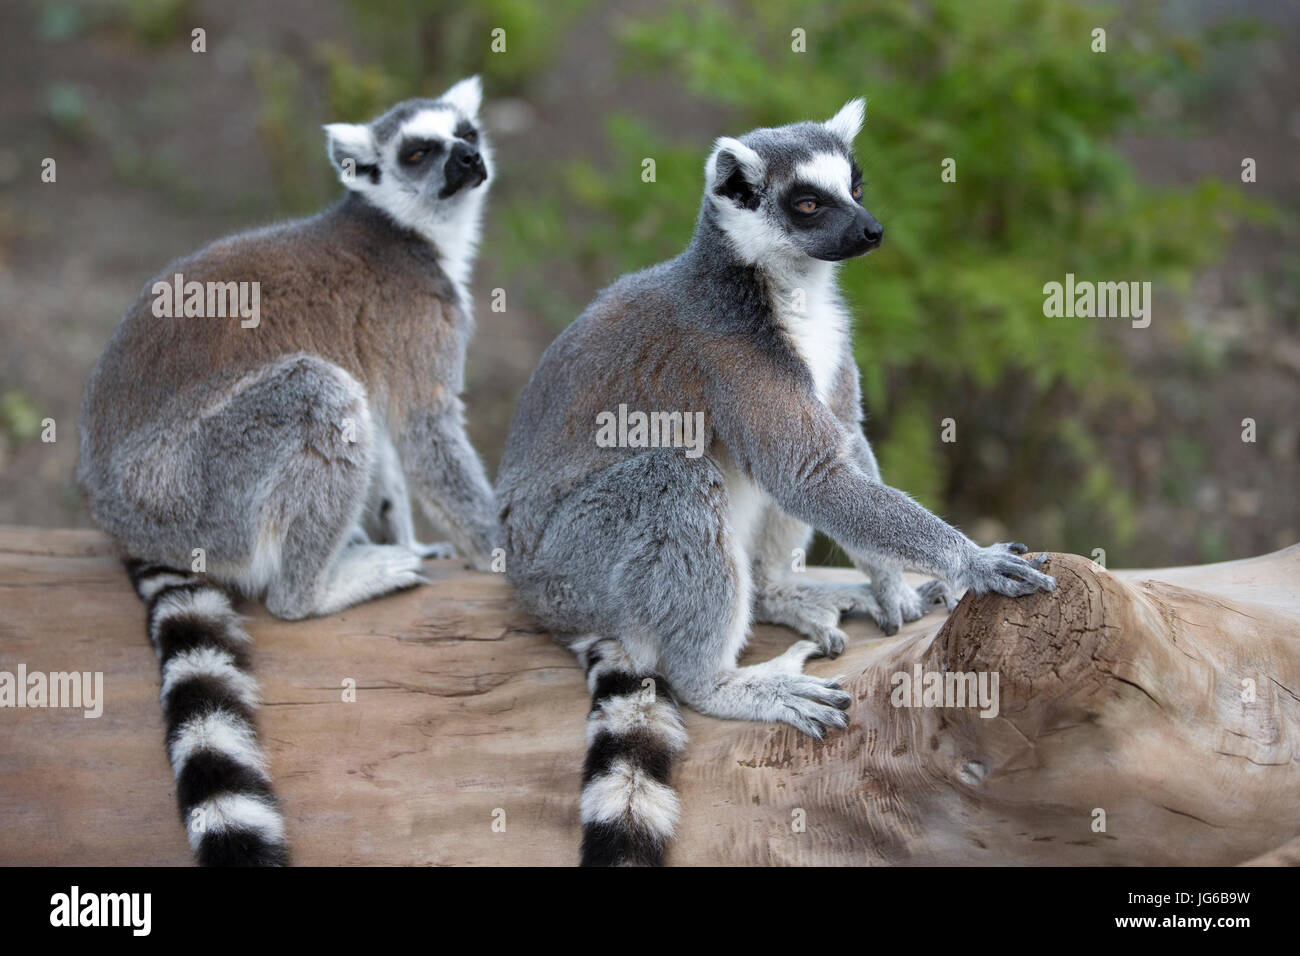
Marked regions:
[726,407,972,578]
[400,408,498,568]
[838,429,927,575]
[792,455,969,577]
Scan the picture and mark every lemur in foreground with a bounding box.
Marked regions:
[78,77,497,865]
[496,100,1057,866]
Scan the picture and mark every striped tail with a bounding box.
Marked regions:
[126,561,288,866]
[576,637,687,866]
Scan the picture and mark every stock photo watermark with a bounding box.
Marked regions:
[0,665,103,718]
[890,664,1000,718]
[151,273,261,328]
[595,404,706,458]
[49,886,150,936]
[1043,273,1152,329]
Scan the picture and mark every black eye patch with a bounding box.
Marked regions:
[398,138,443,166]
[454,121,479,144]
[784,185,834,216]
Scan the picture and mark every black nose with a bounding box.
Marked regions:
[440,143,489,198]
[451,142,481,167]
[863,217,883,246]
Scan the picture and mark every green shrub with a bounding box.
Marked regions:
[524,0,1261,556]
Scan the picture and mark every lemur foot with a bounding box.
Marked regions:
[412,540,457,560]
[690,640,853,739]
[868,571,956,636]
[312,544,429,616]
[753,581,884,658]
[345,525,451,560]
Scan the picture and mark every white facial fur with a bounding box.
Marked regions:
[705,138,802,268]
[397,108,458,141]
[324,76,490,308]
[701,96,868,269]
[703,115,864,404]
[369,107,492,296]
[795,153,855,204]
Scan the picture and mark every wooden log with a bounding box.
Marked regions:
[0,527,1296,865]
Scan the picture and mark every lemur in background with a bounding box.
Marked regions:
[78,77,497,865]
[496,99,1057,866]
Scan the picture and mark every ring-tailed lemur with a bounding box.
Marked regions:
[496,99,1057,866]
[77,77,499,865]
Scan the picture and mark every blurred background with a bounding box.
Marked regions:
[0,0,1295,569]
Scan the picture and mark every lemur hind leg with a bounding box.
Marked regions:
[192,354,426,620]
[518,451,851,738]
[752,504,952,648]
[751,505,879,657]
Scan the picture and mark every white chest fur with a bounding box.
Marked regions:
[719,458,765,651]
[366,176,486,312]
[768,261,849,404]
[721,460,768,561]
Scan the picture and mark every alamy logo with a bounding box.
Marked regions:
[50,886,151,936]
[0,664,103,718]
[1042,273,1151,328]
[151,272,261,328]
[890,664,1000,718]
[595,404,706,459]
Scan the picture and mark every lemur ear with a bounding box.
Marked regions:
[324,123,379,188]
[706,137,765,210]
[825,98,865,146]
[440,75,483,118]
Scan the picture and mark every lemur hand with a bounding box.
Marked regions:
[956,542,1056,598]
[869,569,955,636]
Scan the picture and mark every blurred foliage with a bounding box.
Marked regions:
[236,0,1273,564]
[251,52,337,215]
[343,0,591,100]
[35,1,84,43]
[1,390,44,446]
[516,0,1267,559]
[44,83,88,137]
[114,0,193,46]
[248,0,590,215]
[36,0,193,46]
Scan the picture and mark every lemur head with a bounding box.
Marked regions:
[702,99,882,267]
[323,77,490,253]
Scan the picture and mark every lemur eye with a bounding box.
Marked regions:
[463,129,478,144]
[795,199,818,214]
[404,148,428,164]
[852,183,863,200]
